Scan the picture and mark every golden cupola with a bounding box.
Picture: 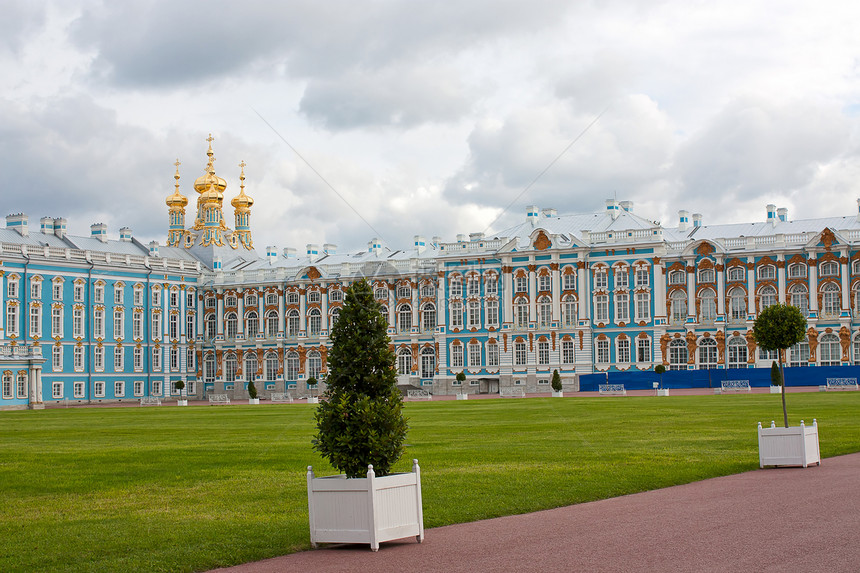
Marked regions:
[193,134,227,197]
[166,159,188,209]
[231,160,254,250]
[231,161,254,212]
[166,159,188,247]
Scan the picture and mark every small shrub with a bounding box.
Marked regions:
[551,369,563,392]
[247,379,258,399]
[174,380,185,394]
[455,371,466,385]
[770,360,782,386]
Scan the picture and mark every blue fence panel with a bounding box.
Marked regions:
[579,365,860,391]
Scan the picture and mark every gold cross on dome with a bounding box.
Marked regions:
[206,133,214,145]
[174,158,181,168]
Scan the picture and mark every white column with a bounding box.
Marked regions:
[528,266,537,322]
[503,269,513,323]
[436,276,446,328]
[257,292,264,336]
[411,281,419,330]
[299,288,306,332]
[237,292,244,337]
[686,261,695,320]
[321,289,329,332]
[551,263,560,320]
[716,257,725,316]
[654,261,666,318]
[216,292,224,336]
[777,255,786,304]
[278,289,285,335]
[841,253,850,311]
[809,259,819,312]
[746,258,756,314]
[578,264,589,320]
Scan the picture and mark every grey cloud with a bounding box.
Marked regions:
[0,1,47,54]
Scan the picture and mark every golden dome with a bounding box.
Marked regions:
[167,159,188,207]
[193,135,227,196]
[200,183,222,206]
[231,160,253,210]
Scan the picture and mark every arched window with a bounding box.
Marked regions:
[330,308,340,327]
[821,282,840,317]
[225,353,237,382]
[790,284,809,316]
[699,289,716,323]
[379,305,389,326]
[819,333,841,366]
[307,350,322,379]
[819,261,838,277]
[562,295,577,326]
[266,310,278,337]
[287,309,299,336]
[422,303,436,332]
[758,265,776,280]
[397,348,412,375]
[285,351,299,381]
[514,339,527,366]
[307,308,321,336]
[759,285,777,310]
[224,312,238,339]
[265,351,278,381]
[788,263,807,278]
[420,347,435,378]
[514,298,528,327]
[789,341,809,367]
[728,266,745,281]
[669,290,687,325]
[669,270,686,285]
[727,337,748,368]
[698,338,717,369]
[204,352,216,382]
[245,311,259,337]
[698,268,715,283]
[398,304,412,332]
[244,352,258,381]
[728,288,746,322]
[244,292,258,307]
[225,294,237,307]
[450,301,463,329]
[538,296,551,327]
[205,314,216,339]
[668,339,688,370]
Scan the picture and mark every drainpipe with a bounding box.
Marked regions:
[145,261,153,397]
[22,249,30,405]
[86,257,94,403]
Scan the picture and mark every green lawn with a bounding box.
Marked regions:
[1,393,858,573]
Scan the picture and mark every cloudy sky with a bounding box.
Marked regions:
[3,0,860,255]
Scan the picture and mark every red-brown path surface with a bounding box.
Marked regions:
[212,452,860,573]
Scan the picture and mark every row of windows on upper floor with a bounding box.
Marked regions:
[4,304,194,341]
[666,260,858,286]
[48,344,196,374]
[4,277,194,308]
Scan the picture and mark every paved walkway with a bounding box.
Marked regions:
[212,452,860,573]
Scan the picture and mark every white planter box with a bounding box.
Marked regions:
[176,399,188,406]
[770,386,782,394]
[758,419,820,468]
[307,396,319,404]
[248,398,260,405]
[456,393,468,400]
[656,389,670,397]
[307,460,424,552]
[552,391,563,398]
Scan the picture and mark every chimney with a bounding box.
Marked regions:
[148,241,160,257]
[541,208,557,218]
[323,243,337,255]
[606,199,620,220]
[456,234,467,243]
[6,213,28,236]
[53,218,67,239]
[91,223,108,242]
[678,210,689,232]
[469,232,484,242]
[526,205,539,225]
[413,235,426,254]
[119,227,132,242]
[283,247,297,259]
[367,238,382,256]
[431,235,442,248]
[778,207,788,222]
[40,217,54,234]
[213,256,222,271]
[265,246,277,265]
[306,243,320,262]
[692,213,702,228]
[620,200,634,213]
[766,204,777,226]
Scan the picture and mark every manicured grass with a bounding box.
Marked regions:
[1,393,859,572]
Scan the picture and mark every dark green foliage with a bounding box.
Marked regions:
[312,279,407,478]
[456,371,466,384]
[753,303,807,428]
[752,303,807,352]
[770,360,782,386]
[307,376,318,387]
[551,369,563,392]
[655,364,666,388]
[247,380,258,399]
[174,380,185,393]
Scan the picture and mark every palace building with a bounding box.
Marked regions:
[3,137,860,409]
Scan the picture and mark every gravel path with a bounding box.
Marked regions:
[210,452,860,573]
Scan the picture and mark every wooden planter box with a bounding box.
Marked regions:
[758,419,820,468]
[769,386,782,394]
[307,460,424,551]
[248,398,260,405]
[456,393,468,400]
[176,399,188,406]
[656,389,670,396]
[552,391,563,398]
[307,396,319,404]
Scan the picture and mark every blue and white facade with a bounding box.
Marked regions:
[5,138,860,409]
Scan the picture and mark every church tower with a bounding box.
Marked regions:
[231,160,254,250]
[192,135,228,247]
[165,159,188,246]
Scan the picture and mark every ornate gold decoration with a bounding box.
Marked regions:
[821,228,836,251]
[533,231,551,251]
[696,242,714,256]
[745,330,757,363]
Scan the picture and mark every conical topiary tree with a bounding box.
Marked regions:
[770,360,781,387]
[551,369,563,392]
[752,303,807,428]
[247,379,258,399]
[312,279,408,478]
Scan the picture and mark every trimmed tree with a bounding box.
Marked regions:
[247,379,258,400]
[312,279,408,478]
[455,371,466,388]
[752,303,807,428]
[654,364,666,389]
[770,360,781,387]
[551,369,563,392]
[307,376,318,397]
[174,379,185,396]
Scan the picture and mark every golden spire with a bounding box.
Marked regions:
[231,159,254,210]
[166,158,188,208]
[193,134,227,195]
